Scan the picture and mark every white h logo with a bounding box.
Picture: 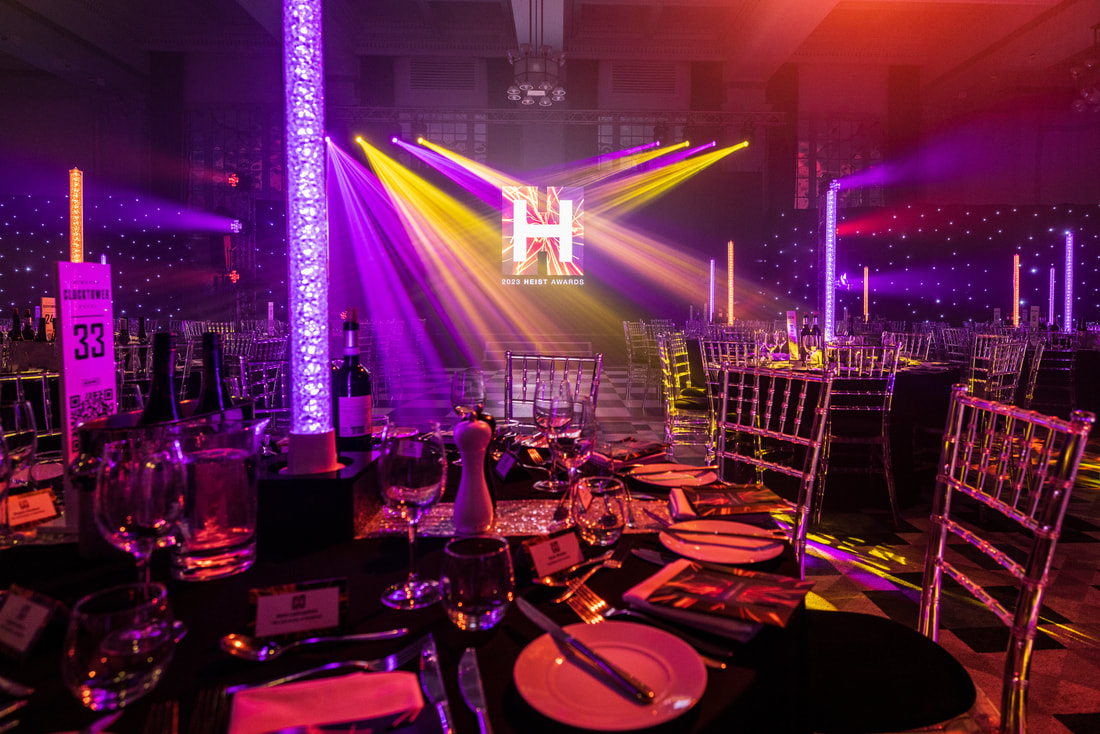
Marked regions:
[512,197,573,265]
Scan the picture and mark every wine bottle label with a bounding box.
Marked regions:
[337,395,371,437]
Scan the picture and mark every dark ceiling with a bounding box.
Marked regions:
[1,0,1096,115]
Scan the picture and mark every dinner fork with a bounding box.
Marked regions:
[225,634,427,694]
[571,585,735,663]
[142,699,179,734]
[186,686,228,734]
[565,586,727,669]
[553,542,631,603]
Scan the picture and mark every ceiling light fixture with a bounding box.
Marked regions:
[507,0,565,107]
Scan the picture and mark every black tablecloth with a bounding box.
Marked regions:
[0,485,808,733]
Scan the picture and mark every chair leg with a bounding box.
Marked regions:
[881,437,901,529]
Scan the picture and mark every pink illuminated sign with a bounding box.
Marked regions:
[502,186,584,280]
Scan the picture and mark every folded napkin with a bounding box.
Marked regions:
[669,484,792,521]
[228,671,424,734]
[623,559,814,640]
[589,439,667,469]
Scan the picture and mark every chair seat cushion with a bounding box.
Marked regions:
[806,610,976,733]
[672,394,709,411]
[681,385,707,398]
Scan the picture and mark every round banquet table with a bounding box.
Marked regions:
[0,469,809,734]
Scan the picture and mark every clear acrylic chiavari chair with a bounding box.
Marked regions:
[714,364,835,579]
[919,384,1094,734]
[818,343,902,526]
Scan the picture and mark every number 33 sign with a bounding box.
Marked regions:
[56,261,117,466]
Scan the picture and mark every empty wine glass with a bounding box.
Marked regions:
[451,368,486,419]
[0,401,37,491]
[61,582,179,712]
[552,397,597,498]
[94,435,186,585]
[379,422,447,610]
[532,379,573,493]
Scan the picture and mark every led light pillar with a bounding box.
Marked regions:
[863,266,869,323]
[283,0,339,475]
[708,258,715,322]
[1012,254,1020,328]
[69,168,83,263]
[1048,267,1055,326]
[819,180,839,340]
[727,240,734,324]
[1064,232,1073,329]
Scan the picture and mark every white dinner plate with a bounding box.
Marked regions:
[513,621,706,731]
[627,463,718,487]
[659,520,785,565]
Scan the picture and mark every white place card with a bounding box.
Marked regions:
[250,579,346,639]
[524,528,584,579]
[5,490,57,527]
[0,586,57,659]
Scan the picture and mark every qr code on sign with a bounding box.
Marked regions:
[68,389,115,454]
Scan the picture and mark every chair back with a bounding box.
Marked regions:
[919,384,1094,734]
[715,364,835,579]
[883,331,931,361]
[503,352,603,425]
[969,339,1028,403]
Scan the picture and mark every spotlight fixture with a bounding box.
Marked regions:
[507,0,565,107]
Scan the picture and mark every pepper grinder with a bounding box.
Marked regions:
[453,413,494,535]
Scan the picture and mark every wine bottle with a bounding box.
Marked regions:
[810,312,821,349]
[7,308,22,341]
[137,316,148,344]
[35,316,48,342]
[799,312,812,356]
[196,332,235,415]
[138,332,180,424]
[22,309,34,341]
[331,308,372,453]
[118,317,131,345]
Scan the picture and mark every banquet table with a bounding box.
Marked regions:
[0,464,809,734]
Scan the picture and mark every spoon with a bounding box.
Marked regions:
[220,628,408,662]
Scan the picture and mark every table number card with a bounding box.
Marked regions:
[0,586,58,659]
[249,578,348,639]
[523,527,584,579]
[56,261,116,467]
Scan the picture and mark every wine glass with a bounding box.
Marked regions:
[552,397,597,496]
[531,379,573,493]
[0,401,37,491]
[0,401,37,547]
[450,369,485,467]
[94,435,186,585]
[451,368,486,419]
[61,582,179,712]
[379,422,448,610]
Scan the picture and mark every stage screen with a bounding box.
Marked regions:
[502,185,584,285]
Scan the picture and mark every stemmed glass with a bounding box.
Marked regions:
[0,401,37,490]
[379,421,448,610]
[94,435,187,585]
[550,398,598,522]
[0,401,38,547]
[450,369,486,466]
[532,379,573,493]
[450,368,486,419]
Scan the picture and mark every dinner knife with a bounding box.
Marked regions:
[515,597,656,705]
[458,647,493,734]
[0,674,33,698]
[419,634,454,734]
